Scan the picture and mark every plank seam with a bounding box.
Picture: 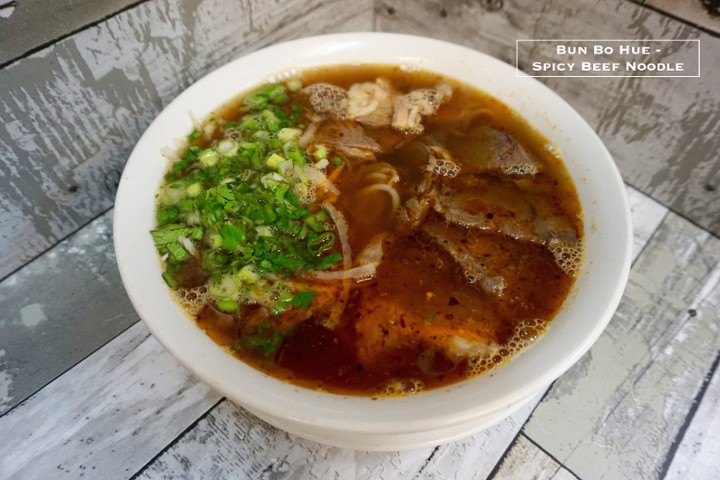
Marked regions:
[521,433,582,480]
[129,397,226,480]
[0,204,115,285]
[0,0,151,69]
[658,347,720,479]
[629,208,670,268]
[0,318,141,419]
[623,180,720,242]
[486,385,553,479]
[636,1,720,39]
[485,421,532,479]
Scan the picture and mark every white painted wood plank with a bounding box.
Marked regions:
[492,435,577,480]
[0,0,141,66]
[0,0,374,281]
[626,185,668,261]
[645,0,720,34]
[0,209,139,414]
[0,321,221,480]
[136,393,542,480]
[375,0,720,237]
[523,212,720,480]
[665,353,720,480]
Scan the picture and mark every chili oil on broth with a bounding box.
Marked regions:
[160,64,584,397]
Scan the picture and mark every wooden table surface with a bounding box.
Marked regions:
[1,1,718,479]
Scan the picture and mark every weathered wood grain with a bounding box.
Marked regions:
[627,185,669,260]
[664,351,720,480]
[645,0,720,34]
[375,0,720,238]
[135,395,543,480]
[0,321,221,479]
[0,0,374,281]
[0,209,138,415]
[492,435,577,480]
[523,211,720,479]
[0,0,142,67]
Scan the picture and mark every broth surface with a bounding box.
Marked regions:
[154,65,583,396]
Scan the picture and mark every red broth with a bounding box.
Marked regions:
[161,65,583,396]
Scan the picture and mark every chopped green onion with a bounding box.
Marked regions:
[154,80,344,317]
[209,275,239,299]
[314,145,328,161]
[187,129,202,141]
[186,182,203,197]
[198,148,219,167]
[238,265,259,284]
[278,128,302,142]
[266,152,285,169]
[255,225,273,237]
[286,78,302,91]
[217,139,238,157]
[216,299,239,312]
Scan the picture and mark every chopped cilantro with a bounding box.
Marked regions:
[153,81,343,315]
[237,322,284,356]
[292,290,316,309]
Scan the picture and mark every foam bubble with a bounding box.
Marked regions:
[462,318,549,377]
[501,164,539,175]
[303,83,347,118]
[377,378,425,397]
[172,286,209,317]
[548,238,584,277]
[426,146,461,178]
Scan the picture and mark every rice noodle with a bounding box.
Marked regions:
[309,263,377,281]
[321,202,352,328]
[360,183,401,212]
[322,202,352,269]
[365,163,399,184]
[309,235,384,282]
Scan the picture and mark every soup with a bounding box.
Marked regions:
[151,65,583,396]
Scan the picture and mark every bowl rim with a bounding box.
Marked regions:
[114,32,632,436]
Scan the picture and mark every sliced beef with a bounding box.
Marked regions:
[432,177,541,244]
[312,119,381,160]
[347,78,394,127]
[446,126,540,176]
[391,84,453,134]
[422,219,508,297]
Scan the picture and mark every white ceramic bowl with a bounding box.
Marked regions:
[114,33,632,450]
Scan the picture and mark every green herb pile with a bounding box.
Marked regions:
[151,81,340,316]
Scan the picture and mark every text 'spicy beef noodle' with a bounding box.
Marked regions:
[151,65,584,396]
